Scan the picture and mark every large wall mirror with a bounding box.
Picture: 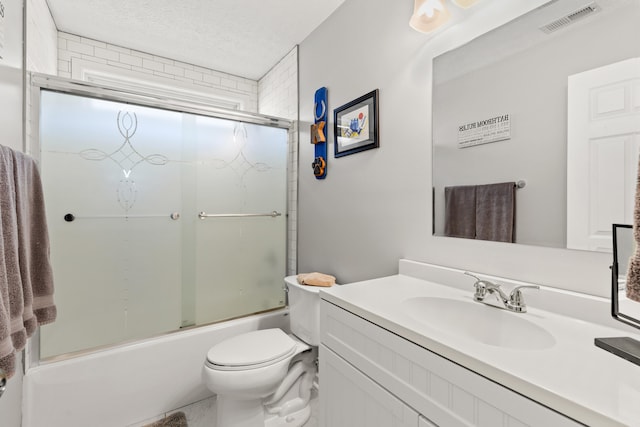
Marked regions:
[432,0,640,252]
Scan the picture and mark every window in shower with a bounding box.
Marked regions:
[38,90,288,358]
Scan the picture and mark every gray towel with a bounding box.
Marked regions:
[1,146,24,378]
[627,155,640,302]
[11,149,57,327]
[444,185,476,238]
[475,182,515,243]
[0,145,56,379]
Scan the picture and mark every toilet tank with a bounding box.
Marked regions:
[285,276,322,346]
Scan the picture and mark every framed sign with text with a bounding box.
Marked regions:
[458,114,511,148]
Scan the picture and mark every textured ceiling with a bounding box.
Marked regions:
[46,0,347,80]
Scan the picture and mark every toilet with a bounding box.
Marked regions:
[202,276,322,427]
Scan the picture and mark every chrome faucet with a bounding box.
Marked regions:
[463,272,539,313]
[464,271,506,302]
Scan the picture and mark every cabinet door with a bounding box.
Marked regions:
[321,300,583,427]
[320,345,419,427]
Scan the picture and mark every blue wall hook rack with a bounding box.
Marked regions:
[311,87,328,179]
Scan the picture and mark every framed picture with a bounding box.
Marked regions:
[333,89,379,158]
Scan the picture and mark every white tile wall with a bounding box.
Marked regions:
[57,32,259,112]
[26,0,58,74]
[259,47,299,275]
[258,47,298,120]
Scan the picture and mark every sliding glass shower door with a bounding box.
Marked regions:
[38,90,288,358]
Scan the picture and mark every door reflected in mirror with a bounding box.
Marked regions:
[432,0,640,252]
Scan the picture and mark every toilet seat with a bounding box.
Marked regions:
[206,329,298,371]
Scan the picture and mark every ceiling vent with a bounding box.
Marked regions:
[540,2,601,34]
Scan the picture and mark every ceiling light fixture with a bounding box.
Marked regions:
[452,0,478,8]
[409,0,451,33]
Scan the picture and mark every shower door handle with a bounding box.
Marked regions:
[198,211,282,219]
[63,212,182,221]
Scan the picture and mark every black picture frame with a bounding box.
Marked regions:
[333,89,379,158]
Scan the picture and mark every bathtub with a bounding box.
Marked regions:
[22,309,289,427]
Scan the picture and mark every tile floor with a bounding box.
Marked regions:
[127,389,318,427]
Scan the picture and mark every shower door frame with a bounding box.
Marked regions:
[29,73,292,132]
[27,73,294,366]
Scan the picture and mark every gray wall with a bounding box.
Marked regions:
[298,0,432,284]
[432,5,640,248]
[298,0,613,297]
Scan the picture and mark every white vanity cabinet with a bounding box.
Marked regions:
[320,346,419,426]
[319,300,583,427]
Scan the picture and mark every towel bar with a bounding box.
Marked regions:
[64,212,181,222]
[198,211,282,219]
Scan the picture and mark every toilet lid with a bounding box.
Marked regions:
[206,329,297,369]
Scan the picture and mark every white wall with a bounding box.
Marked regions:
[298,0,613,297]
[24,0,56,161]
[1,359,24,427]
[0,0,23,152]
[258,47,299,275]
[25,0,56,74]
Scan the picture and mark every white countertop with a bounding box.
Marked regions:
[320,273,640,427]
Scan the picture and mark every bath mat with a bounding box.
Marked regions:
[143,412,188,427]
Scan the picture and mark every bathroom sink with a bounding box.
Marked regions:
[401,297,556,350]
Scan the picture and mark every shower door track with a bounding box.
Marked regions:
[29,73,292,131]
